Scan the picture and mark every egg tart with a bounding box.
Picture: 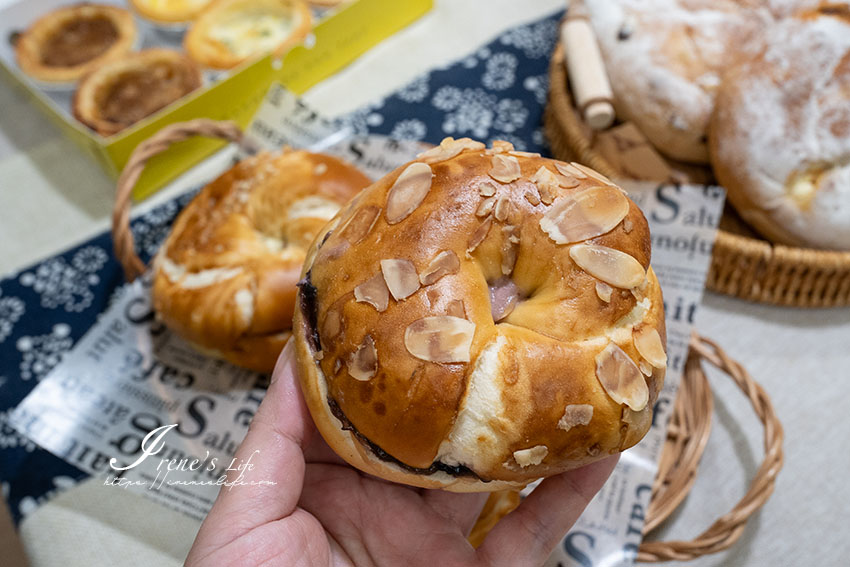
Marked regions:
[15,3,137,85]
[73,49,202,137]
[129,0,214,24]
[184,0,312,70]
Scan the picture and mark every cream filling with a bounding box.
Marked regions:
[209,11,299,57]
[287,196,342,222]
[160,256,243,289]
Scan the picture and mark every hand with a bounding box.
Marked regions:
[186,340,619,567]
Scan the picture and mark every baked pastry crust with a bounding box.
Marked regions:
[15,3,137,84]
[129,0,214,24]
[152,150,371,373]
[710,9,850,250]
[184,0,312,69]
[294,138,666,491]
[72,49,202,137]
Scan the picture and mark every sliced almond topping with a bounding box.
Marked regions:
[339,205,380,244]
[489,154,522,183]
[489,276,520,322]
[539,186,630,245]
[595,342,648,411]
[501,225,520,275]
[322,308,342,340]
[333,358,343,374]
[570,245,645,289]
[558,404,594,431]
[354,273,390,312]
[525,189,541,206]
[490,140,515,154]
[623,218,634,234]
[530,166,559,205]
[633,325,667,369]
[446,299,466,318]
[381,259,420,300]
[556,172,581,188]
[467,216,493,254]
[386,163,434,224]
[639,360,653,377]
[510,150,541,158]
[596,281,613,303]
[404,316,475,363]
[570,161,615,185]
[513,445,548,467]
[348,335,378,381]
[420,250,460,285]
[494,196,511,222]
[476,196,496,217]
[554,161,587,179]
[478,181,497,197]
[418,137,485,164]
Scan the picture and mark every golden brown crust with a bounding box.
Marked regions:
[153,150,370,374]
[129,0,214,24]
[72,49,202,137]
[15,3,137,84]
[294,138,666,490]
[184,0,312,70]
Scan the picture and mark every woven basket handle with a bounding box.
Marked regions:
[638,334,784,562]
[112,118,246,281]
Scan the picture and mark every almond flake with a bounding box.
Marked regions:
[354,273,390,312]
[525,190,541,206]
[556,172,581,188]
[404,316,475,363]
[501,225,520,275]
[558,404,594,431]
[322,308,342,340]
[417,137,486,164]
[386,163,433,224]
[348,335,378,381]
[510,150,541,158]
[554,161,588,179]
[639,360,653,377]
[339,205,380,244]
[530,166,559,205]
[596,281,613,302]
[420,250,460,285]
[381,259,420,300]
[488,140,515,154]
[570,161,615,185]
[446,299,466,318]
[595,342,648,411]
[623,218,634,233]
[570,245,645,289]
[489,154,521,183]
[489,276,520,322]
[494,196,511,222]
[334,358,343,374]
[513,445,548,468]
[539,186,630,245]
[478,181,497,197]
[633,325,667,369]
[476,196,496,217]
[467,216,493,254]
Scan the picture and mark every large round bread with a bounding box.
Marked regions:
[710,9,850,250]
[294,138,667,491]
[586,0,766,163]
[153,150,370,373]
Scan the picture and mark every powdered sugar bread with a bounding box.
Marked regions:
[586,0,766,163]
[710,9,850,250]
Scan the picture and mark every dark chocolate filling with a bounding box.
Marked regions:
[299,269,484,481]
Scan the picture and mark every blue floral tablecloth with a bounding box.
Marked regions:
[0,12,561,524]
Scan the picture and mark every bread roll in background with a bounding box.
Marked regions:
[294,137,666,491]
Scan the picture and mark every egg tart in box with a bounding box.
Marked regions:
[15,3,137,85]
[184,0,312,69]
[129,0,214,25]
[73,48,202,137]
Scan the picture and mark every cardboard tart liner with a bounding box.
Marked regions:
[112,120,784,560]
[545,44,850,308]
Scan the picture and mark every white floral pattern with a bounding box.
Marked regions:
[482,52,518,91]
[390,119,427,141]
[499,18,559,59]
[0,409,35,451]
[523,74,549,104]
[396,75,430,103]
[0,290,24,343]
[16,323,73,381]
[19,246,107,312]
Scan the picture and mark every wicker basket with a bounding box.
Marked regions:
[545,44,850,308]
[112,120,783,562]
